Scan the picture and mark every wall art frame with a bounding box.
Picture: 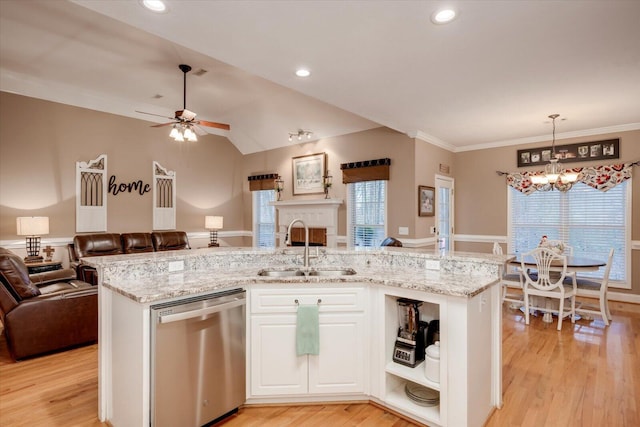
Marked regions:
[418,185,435,217]
[292,152,326,195]
[517,138,619,167]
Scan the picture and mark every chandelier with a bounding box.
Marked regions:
[169,123,198,142]
[530,114,579,191]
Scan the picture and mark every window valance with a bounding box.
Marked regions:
[502,162,637,195]
[248,173,279,191]
[340,158,391,183]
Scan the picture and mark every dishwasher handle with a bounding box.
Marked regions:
[157,297,245,324]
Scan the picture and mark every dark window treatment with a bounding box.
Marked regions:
[340,158,391,184]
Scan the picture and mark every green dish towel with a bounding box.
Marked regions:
[296,305,320,356]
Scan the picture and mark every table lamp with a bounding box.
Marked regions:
[16,216,49,263]
[205,216,223,247]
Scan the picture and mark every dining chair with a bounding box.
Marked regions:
[574,248,614,326]
[521,247,576,331]
[492,242,524,307]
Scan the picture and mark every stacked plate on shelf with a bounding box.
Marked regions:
[405,382,439,407]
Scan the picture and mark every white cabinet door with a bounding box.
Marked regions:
[308,312,367,394]
[250,314,308,396]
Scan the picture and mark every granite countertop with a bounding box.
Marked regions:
[90,247,510,304]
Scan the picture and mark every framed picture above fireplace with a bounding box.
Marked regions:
[292,152,326,195]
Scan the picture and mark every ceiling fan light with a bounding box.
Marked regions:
[169,126,180,139]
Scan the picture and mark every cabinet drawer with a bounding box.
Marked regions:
[251,287,366,314]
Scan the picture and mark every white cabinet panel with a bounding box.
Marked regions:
[250,315,307,396]
[309,313,366,394]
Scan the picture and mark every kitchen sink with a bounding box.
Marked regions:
[257,268,357,277]
[308,268,357,276]
[257,269,306,277]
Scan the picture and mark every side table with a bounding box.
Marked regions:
[26,261,63,274]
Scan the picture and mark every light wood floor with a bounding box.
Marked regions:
[1,303,638,427]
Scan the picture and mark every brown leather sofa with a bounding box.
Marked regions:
[69,231,190,285]
[0,248,97,360]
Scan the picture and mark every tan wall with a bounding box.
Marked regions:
[455,130,640,293]
[0,92,245,244]
[242,127,417,239]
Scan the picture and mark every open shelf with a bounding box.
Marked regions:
[385,360,440,391]
[385,380,440,426]
[383,292,442,424]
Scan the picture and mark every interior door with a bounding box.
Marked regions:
[435,175,454,251]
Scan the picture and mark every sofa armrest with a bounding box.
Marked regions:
[77,264,98,286]
[3,288,97,360]
[30,268,77,287]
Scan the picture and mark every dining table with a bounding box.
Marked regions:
[508,255,606,323]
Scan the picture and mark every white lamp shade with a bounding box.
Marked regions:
[205,216,224,230]
[16,217,49,236]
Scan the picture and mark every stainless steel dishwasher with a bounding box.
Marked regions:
[150,288,246,427]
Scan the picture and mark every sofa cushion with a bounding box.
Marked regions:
[0,250,41,300]
[74,233,123,258]
[121,233,154,254]
[151,231,190,251]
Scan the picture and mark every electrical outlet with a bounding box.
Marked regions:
[168,260,184,272]
[425,259,440,270]
[398,226,409,236]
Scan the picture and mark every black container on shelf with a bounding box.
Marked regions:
[426,319,440,347]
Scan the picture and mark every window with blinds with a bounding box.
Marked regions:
[253,190,275,247]
[347,180,387,247]
[508,181,630,285]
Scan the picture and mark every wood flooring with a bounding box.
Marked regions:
[1,303,638,427]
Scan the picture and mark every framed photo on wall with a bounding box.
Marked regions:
[418,185,435,217]
[516,138,619,167]
[292,152,326,195]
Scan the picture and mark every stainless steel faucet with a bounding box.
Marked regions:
[285,218,309,268]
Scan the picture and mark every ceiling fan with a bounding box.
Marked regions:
[136,64,230,141]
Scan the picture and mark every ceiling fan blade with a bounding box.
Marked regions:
[151,122,177,128]
[135,110,174,120]
[196,119,231,131]
[192,124,207,136]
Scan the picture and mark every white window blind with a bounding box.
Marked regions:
[253,190,275,247]
[509,181,629,284]
[348,180,387,247]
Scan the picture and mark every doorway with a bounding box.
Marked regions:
[435,175,454,251]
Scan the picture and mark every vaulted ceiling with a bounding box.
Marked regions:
[1,0,639,154]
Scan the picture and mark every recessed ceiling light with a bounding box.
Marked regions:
[431,8,457,24]
[141,0,167,13]
[295,69,311,77]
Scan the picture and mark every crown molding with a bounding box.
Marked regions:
[456,123,640,153]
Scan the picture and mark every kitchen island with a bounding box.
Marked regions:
[87,247,511,427]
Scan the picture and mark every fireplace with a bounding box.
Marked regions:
[271,199,343,248]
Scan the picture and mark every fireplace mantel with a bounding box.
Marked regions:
[271,199,343,247]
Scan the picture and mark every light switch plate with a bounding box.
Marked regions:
[398,227,409,236]
[168,260,184,272]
